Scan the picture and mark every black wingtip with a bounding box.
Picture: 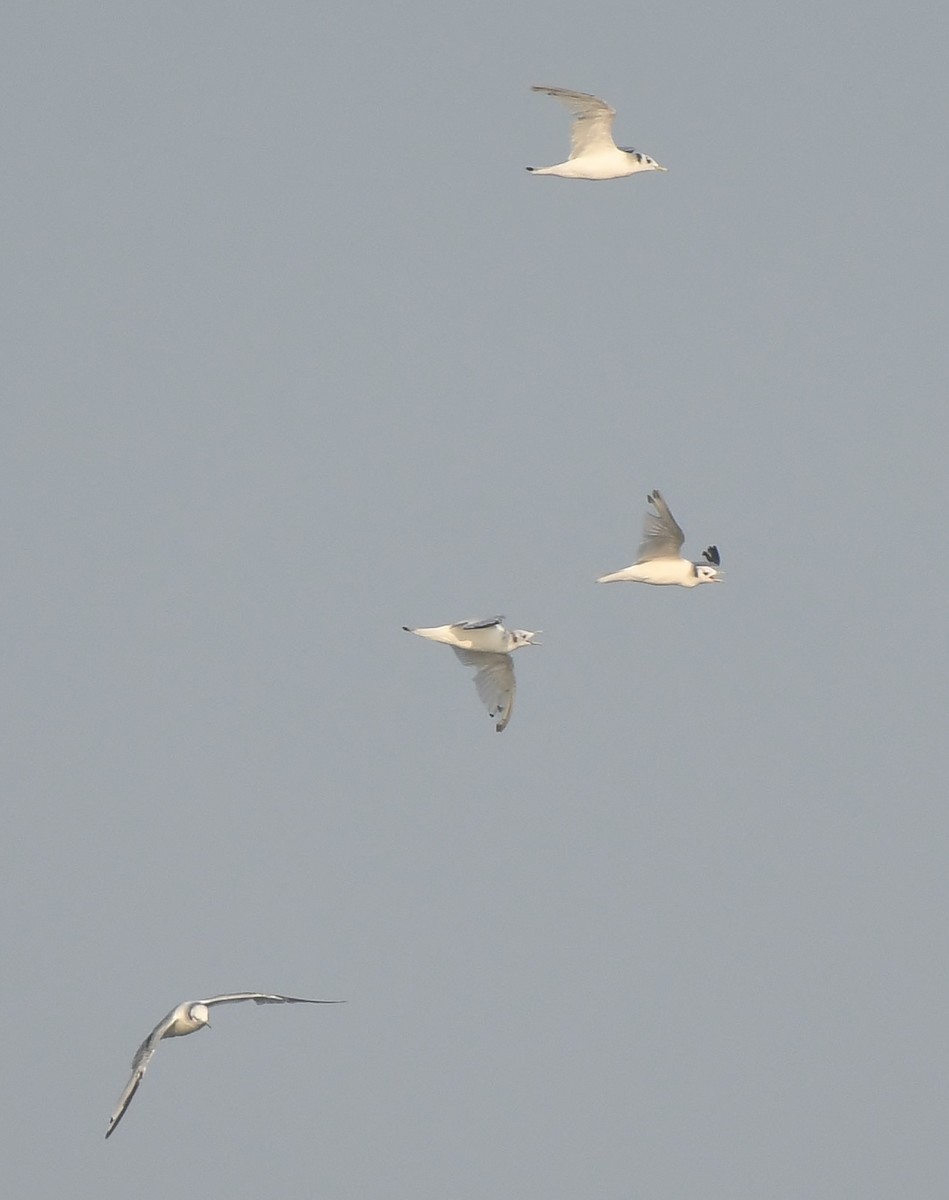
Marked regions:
[402,626,412,632]
[525,166,535,172]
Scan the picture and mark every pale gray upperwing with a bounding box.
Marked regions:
[531,86,618,158]
[635,489,686,562]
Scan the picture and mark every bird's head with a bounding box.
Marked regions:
[189,1003,212,1029]
[511,629,541,649]
[621,148,667,172]
[697,544,723,582]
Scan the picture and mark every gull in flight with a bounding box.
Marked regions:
[403,617,540,732]
[527,86,667,180]
[597,490,722,587]
[105,992,343,1138]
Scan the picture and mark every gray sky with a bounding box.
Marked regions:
[4,1,949,1196]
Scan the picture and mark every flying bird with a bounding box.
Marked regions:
[527,86,667,180]
[597,490,722,587]
[402,617,540,732]
[105,992,343,1138]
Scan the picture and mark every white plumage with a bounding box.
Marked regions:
[403,617,540,732]
[597,490,722,587]
[527,86,667,180]
[105,992,342,1138]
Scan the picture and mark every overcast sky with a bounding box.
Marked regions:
[4,1,949,1197]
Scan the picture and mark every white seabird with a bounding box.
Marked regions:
[402,617,540,732]
[105,992,343,1138]
[597,490,722,587]
[527,86,667,180]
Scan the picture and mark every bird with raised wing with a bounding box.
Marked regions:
[402,617,540,732]
[597,490,722,587]
[527,86,667,180]
[105,992,343,1138]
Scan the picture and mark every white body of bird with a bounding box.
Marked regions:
[402,617,539,732]
[402,621,514,654]
[597,558,704,586]
[162,1001,211,1039]
[597,490,722,588]
[527,86,667,180]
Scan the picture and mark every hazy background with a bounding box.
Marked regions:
[4,1,948,1196]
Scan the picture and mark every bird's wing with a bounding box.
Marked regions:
[200,992,338,1008]
[532,86,617,158]
[702,545,721,567]
[105,1009,177,1138]
[455,617,504,631]
[452,648,516,732]
[635,489,685,561]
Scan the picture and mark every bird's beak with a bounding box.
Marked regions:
[657,164,669,172]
